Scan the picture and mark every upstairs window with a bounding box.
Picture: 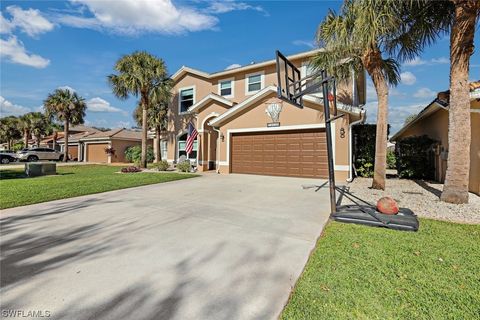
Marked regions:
[219,79,233,97]
[179,87,195,113]
[246,72,264,94]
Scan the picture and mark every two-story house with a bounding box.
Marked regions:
[160,49,366,181]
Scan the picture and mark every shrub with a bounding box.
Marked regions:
[152,160,169,171]
[395,135,437,179]
[387,150,396,169]
[121,166,142,173]
[177,161,191,173]
[125,145,154,163]
[352,124,390,178]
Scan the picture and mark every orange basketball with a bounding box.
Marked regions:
[377,197,399,215]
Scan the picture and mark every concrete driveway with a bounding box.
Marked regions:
[0,174,330,320]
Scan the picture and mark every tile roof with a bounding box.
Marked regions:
[80,128,144,141]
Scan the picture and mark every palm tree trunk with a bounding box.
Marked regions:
[53,131,57,151]
[155,125,161,162]
[441,0,478,204]
[363,49,389,190]
[64,121,69,162]
[24,130,29,148]
[141,106,148,168]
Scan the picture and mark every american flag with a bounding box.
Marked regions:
[186,122,198,156]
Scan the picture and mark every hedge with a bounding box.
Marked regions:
[395,135,437,179]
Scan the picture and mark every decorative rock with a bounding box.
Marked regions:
[377,196,399,215]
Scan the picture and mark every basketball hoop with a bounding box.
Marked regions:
[275,49,419,232]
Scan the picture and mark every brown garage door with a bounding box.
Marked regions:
[86,143,108,163]
[231,129,328,178]
[67,145,78,160]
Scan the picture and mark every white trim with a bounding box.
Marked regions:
[210,85,361,127]
[170,49,324,81]
[245,71,265,95]
[334,165,349,171]
[217,77,235,99]
[187,93,234,113]
[225,123,330,166]
[199,112,220,131]
[210,86,277,126]
[178,85,196,115]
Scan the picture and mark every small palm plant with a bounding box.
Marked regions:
[108,51,170,168]
[44,89,86,162]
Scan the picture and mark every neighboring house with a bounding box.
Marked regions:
[391,81,480,195]
[39,125,100,151]
[58,128,148,163]
[159,49,367,180]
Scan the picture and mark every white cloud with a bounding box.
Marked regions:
[6,6,54,37]
[365,100,429,136]
[207,1,267,15]
[87,97,127,115]
[0,96,31,116]
[58,85,76,93]
[292,40,316,49]
[366,79,377,102]
[430,57,449,64]
[403,57,426,67]
[0,36,50,68]
[225,63,241,70]
[400,71,416,85]
[115,121,131,128]
[413,87,436,99]
[0,12,13,34]
[58,0,218,35]
[403,56,449,67]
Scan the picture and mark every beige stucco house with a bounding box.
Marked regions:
[391,81,480,195]
[58,128,148,163]
[158,49,366,180]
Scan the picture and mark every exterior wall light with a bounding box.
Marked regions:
[220,133,225,142]
[340,127,345,138]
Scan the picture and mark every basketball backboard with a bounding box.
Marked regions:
[275,50,303,108]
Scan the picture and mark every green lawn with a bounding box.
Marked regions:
[0,165,197,209]
[282,219,480,320]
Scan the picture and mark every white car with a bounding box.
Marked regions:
[17,147,64,162]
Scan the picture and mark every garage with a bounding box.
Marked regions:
[230,129,328,178]
[86,143,108,163]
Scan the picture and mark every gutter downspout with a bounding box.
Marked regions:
[347,109,366,182]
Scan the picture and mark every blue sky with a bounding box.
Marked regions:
[1,0,479,134]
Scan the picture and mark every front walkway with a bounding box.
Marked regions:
[0,174,330,320]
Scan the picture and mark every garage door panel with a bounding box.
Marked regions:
[86,143,108,163]
[231,129,328,178]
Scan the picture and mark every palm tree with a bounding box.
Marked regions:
[390,0,479,203]
[312,0,403,190]
[134,102,170,163]
[440,1,480,204]
[108,51,170,168]
[18,113,33,148]
[29,112,49,147]
[44,89,86,162]
[0,116,21,150]
[133,81,172,163]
